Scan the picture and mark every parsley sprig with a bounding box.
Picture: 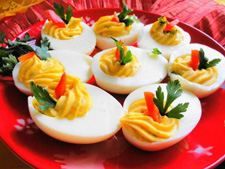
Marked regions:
[112,38,132,65]
[30,82,56,111]
[158,16,167,25]
[198,48,221,69]
[54,3,73,24]
[0,32,51,76]
[153,80,189,119]
[117,2,134,26]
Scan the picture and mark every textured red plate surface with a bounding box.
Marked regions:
[0,9,225,169]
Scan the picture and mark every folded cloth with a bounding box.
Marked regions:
[0,0,224,48]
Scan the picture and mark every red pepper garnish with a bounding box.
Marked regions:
[111,16,119,22]
[18,52,36,62]
[164,19,179,32]
[111,12,119,22]
[131,41,138,47]
[189,50,200,70]
[55,73,67,99]
[45,10,66,28]
[115,48,120,61]
[144,92,161,122]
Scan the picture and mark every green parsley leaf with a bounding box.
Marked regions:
[0,54,18,76]
[206,58,221,68]
[198,48,221,69]
[158,16,167,25]
[54,2,73,24]
[54,2,65,21]
[111,37,133,65]
[166,103,189,119]
[66,6,73,24]
[15,33,31,42]
[117,2,134,26]
[198,48,208,69]
[121,50,132,65]
[153,80,188,119]
[153,86,164,114]
[35,37,51,60]
[152,48,162,55]
[0,33,51,76]
[30,82,56,111]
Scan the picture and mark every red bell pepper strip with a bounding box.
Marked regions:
[164,19,179,32]
[55,73,67,99]
[115,48,120,61]
[111,16,119,22]
[45,10,66,28]
[189,50,200,70]
[144,92,161,122]
[18,52,36,62]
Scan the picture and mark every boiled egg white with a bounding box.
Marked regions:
[94,21,144,50]
[122,83,202,151]
[12,50,93,95]
[168,43,225,98]
[92,46,168,94]
[138,24,191,58]
[49,50,92,82]
[28,84,124,144]
[41,21,96,55]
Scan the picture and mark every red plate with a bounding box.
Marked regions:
[0,9,225,169]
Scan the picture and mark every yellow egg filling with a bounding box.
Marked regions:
[18,55,64,95]
[99,48,139,77]
[43,17,83,40]
[121,98,177,142]
[171,54,218,86]
[94,15,132,37]
[150,17,183,46]
[33,76,92,120]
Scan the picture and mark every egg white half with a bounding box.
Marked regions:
[12,50,93,95]
[138,24,191,59]
[122,83,202,151]
[94,21,144,50]
[92,46,168,94]
[42,21,96,55]
[12,63,32,95]
[28,84,124,144]
[169,43,225,98]
[49,50,92,82]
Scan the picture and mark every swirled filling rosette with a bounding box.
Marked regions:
[168,43,225,98]
[41,3,96,54]
[121,80,201,151]
[138,16,191,58]
[93,2,143,50]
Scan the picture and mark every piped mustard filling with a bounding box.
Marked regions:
[33,76,92,120]
[18,56,64,95]
[121,98,177,142]
[43,17,83,40]
[94,15,132,37]
[150,17,183,46]
[171,54,218,86]
[99,48,139,77]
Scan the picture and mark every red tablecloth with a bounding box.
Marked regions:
[0,0,225,47]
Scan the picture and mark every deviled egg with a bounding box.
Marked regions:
[42,8,96,54]
[92,39,168,94]
[168,43,225,98]
[138,16,191,58]
[13,51,93,95]
[28,75,124,144]
[93,3,143,50]
[121,81,201,151]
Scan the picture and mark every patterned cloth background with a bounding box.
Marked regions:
[0,0,224,47]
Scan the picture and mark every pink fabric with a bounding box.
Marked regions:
[0,0,224,48]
